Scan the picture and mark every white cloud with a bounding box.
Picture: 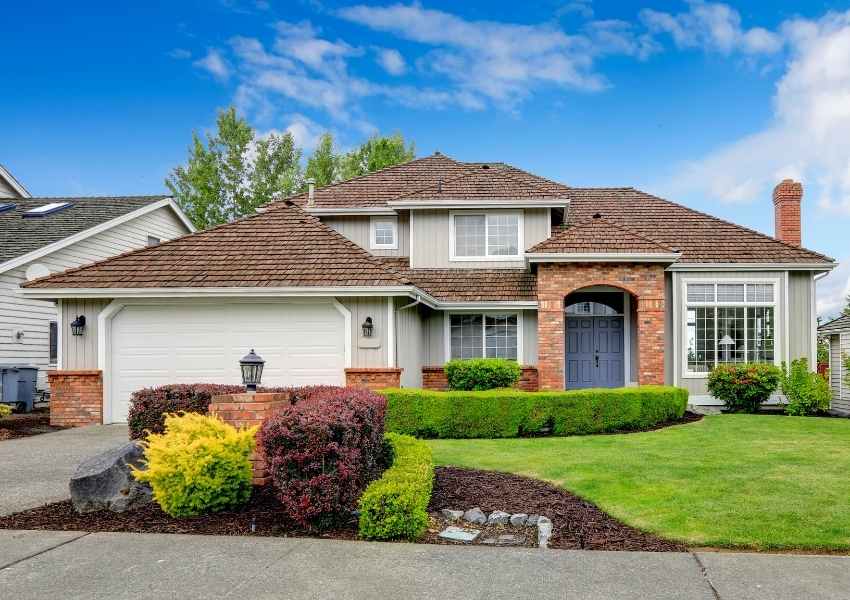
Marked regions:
[817,259,850,319]
[556,1,594,20]
[640,1,782,55]
[658,10,850,215]
[281,113,325,151]
[376,47,406,75]
[168,48,192,60]
[194,49,232,81]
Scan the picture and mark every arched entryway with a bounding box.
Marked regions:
[564,288,635,389]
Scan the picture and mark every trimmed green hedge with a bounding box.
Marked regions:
[382,386,688,439]
[358,433,434,540]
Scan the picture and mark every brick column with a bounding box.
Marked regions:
[209,392,292,486]
[47,370,103,427]
[344,368,402,391]
[636,295,666,385]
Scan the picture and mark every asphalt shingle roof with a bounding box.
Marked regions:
[819,314,850,333]
[0,196,167,264]
[528,216,677,254]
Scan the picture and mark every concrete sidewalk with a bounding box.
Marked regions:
[1,530,849,599]
[0,425,129,516]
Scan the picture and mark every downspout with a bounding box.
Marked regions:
[399,295,422,311]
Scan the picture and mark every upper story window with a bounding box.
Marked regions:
[370,216,398,250]
[684,281,777,376]
[147,235,161,246]
[449,211,523,261]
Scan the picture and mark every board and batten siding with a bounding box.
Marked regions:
[337,296,389,368]
[394,298,430,387]
[0,206,189,387]
[322,213,410,257]
[829,332,849,415]
[410,208,550,269]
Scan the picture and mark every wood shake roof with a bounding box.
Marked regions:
[528,216,677,254]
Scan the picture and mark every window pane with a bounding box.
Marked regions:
[454,215,486,257]
[687,284,714,303]
[687,307,715,372]
[747,306,775,363]
[484,314,517,360]
[717,306,745,363]
[746,284,774,303]
[374,221,394,245]
[717,283,745,303]
[450,314,483,359]
[486,214,519,256]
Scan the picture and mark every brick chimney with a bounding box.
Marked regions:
[773,179,803,246]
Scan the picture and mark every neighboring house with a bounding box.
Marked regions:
[0,164,32,199]
[19,153,835,425]
[818,315,849,415]
[2,195,194,391]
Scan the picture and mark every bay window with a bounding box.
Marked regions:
[449,313,519,360]
[685,281,776,374]
[450,211,522,260]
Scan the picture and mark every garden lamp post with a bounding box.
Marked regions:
[239,349,265,393]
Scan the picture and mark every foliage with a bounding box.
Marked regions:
[844,293,850,317]
[443,358,522,391]
[166,106,302,229]
[845,354,850,389]
[133,413,256,517]
[0,404,11,418]
[707,363,781,413]
[127,383,291,440]
[358,433,434,540]
[817,336,830,365]
[260,386,387,529]
[304,132,339,188]
[780,359,831,416]
[339,133,415,181]
[382,386,688,439]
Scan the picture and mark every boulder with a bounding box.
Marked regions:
[487,510,511,525]
[441,509,464,522]
[463,507,487,525]
[70,442,152,514]
[509,513,528,527]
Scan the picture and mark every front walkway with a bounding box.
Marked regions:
[0,425,129,516]
[1,530,849,599]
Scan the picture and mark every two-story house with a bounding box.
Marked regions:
[18,153,835,425]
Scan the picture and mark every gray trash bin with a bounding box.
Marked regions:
[0,365,38,412]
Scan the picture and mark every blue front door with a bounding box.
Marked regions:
[565,316,625,389]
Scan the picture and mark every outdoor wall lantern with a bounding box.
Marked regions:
[70,315,86,336]
[362,317,374,338]
[239,349,265,392]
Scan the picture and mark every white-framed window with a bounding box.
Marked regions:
[449,210,523,261]
[446,312,522,361]
[370,216,398,250]
[683,280,778,376]
[147,235,161,246]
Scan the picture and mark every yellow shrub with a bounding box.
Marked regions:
[0,404,11,418]
[133,412,257,517]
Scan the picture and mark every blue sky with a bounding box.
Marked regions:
[2,0,849,315]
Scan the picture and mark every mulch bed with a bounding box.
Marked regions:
[0,411,65,440]
[0,467,684,552]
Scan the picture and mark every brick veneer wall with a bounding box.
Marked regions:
[47,370,103,427]
[344,368,403,391]
[209,392,292,486]
[536,263,666,390]
[422,366,539,391]
[773,179,803,246]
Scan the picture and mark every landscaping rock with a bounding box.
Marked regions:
[70,442,152,514]
[487,510,510,525]
[463,507,487,525]
[537,517,553,549]
[526,515,540,526]
[438,526,480,543]
[441,509,464,522]
[509,513,528,527]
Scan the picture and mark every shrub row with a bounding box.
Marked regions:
[260,386,388,528]
[358,433,434,540]
[443,358,521,390]
[382,386,688,438]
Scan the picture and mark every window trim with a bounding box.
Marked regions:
[370,216,398,250]
[681,278,780,379]
[444,311,524,363]
[48,320,58,365]
[448,210,524,262]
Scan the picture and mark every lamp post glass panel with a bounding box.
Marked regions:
[240,349,265,392]
[70,315,86,336]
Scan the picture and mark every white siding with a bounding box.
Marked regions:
[395,298,428,387]
[0,178,20,199]
[337,296,390,368]
[0,206,189,387]
[322,213,410,257]
[831,332,849,415]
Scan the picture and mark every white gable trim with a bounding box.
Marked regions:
[0,198,195,275]
[0,164,31,198]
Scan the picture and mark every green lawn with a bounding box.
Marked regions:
[427,415,850,550]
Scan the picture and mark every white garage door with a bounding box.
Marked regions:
[107,301,346,423]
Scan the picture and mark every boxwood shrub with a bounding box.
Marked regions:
[444,358,522,390]
[382,386,688,438]
[358,433,434,540]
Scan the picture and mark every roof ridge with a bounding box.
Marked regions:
[14,195,169,201]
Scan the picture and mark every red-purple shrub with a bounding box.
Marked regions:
[127,383,293,439]
[259,386,388,529]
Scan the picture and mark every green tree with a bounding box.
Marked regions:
[339,133,415,181]
[166,107,302,229]
[304,133,339,188]
[844,293,850,316]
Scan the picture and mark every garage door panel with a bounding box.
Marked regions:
[109,302,346,423]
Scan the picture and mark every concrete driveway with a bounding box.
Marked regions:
[0,425,129,516]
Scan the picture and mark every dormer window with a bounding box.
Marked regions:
[370,216,398,250]
[449,210,523,261]
[23,202,71,217]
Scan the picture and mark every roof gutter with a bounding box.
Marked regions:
[666,262,837,272]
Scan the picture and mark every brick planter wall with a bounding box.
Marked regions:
[536,263,666,390]
[209,392,292,486]
[47,370,103,427]
[422,366,539,391]
[344,368,403,391]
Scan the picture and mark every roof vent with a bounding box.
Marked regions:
[0,202,15,214]
[481,164,490,170]
[23,201,72,217]
[437,177,442,193]
[592,212,602,219]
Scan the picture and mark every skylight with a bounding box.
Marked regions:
[0,202,15,214]
[23,202,71,217]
